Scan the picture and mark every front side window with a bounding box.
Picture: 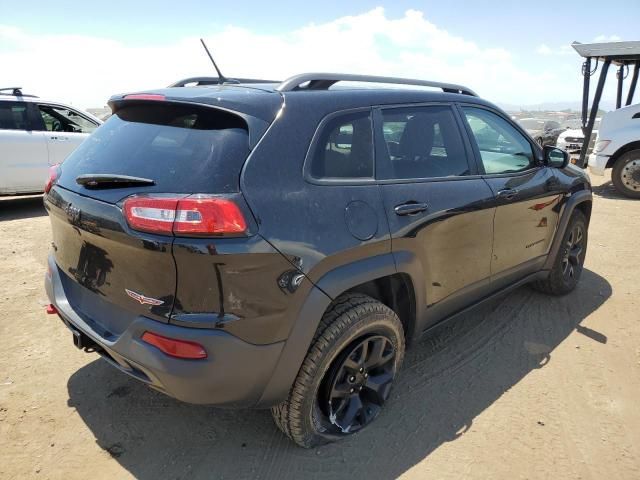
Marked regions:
[0,102,30,131]
[379,105,470,180]
[463,107,535,174]
[37,104,98,134]
[310,111,373,179]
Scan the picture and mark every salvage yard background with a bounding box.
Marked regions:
[0,172,639,480]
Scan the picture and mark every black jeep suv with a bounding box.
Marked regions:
[44,73,592,447]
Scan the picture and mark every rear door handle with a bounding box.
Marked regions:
[394,202,429,216]
[496,188,518,200]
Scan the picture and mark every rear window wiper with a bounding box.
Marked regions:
[76,174,155,189]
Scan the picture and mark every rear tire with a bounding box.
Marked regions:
[611,150,640,199]
[271,293,405,448]
[532,210,587,295]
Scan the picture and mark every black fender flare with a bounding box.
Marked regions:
[256,252,423,407]
[543,189,592,271]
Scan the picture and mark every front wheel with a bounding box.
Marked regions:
[271,293,405,448]
[611,150,640,199]
[532,210,587,295]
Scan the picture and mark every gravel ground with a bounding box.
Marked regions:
[0,172,639,480]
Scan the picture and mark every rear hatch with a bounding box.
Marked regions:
[46,94,276,338]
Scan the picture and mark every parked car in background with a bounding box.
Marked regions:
[44,73,592,448]
[0,88,101,195]
[556,118,601,164]
[588,103,640,198]
[517,118,564,146]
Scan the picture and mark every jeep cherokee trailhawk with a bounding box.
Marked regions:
[44,73,592,447]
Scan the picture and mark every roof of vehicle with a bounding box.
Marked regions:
[0,92,103,124]
[110,73,499,123]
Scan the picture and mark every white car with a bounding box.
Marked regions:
[0,88,102,195]
[556,118,600,164]
[588,103,640,198]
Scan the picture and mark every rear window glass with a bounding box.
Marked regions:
[58,103,249,194]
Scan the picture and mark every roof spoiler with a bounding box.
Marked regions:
[168,77,281,88]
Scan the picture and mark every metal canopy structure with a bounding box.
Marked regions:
[573,41,640,167]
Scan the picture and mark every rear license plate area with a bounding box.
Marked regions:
[67,323,100,352]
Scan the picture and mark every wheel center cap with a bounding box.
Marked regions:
[352,372,366,386]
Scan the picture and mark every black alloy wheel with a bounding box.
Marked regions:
[561,223,584,281]
[323,335,397,433]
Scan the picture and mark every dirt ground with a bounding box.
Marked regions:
[0,172,639,480]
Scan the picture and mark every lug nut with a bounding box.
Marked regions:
[359,367,364,373]
[349,376,356,382]
[350,388,354,393]
[364,373,368,378]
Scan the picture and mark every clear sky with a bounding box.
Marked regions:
[1,0,638,109]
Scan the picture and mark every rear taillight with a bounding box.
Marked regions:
[44,164,61,194]
[123,195,247,236]
[141,331,207,359]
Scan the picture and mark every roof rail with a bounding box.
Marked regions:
[0,87,38,98]
[168,76,281,88]
[276,73,477,96]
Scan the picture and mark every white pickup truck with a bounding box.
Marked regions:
[588,103,640,198]
[0,88,102,195]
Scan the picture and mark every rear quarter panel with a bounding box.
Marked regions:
[240,94,392,289]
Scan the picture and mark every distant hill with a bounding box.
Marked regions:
[498,100,615,113]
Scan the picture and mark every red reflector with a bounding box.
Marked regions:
[44,164,60,194]
[123,195,247,236]
[123,94,166,101]
[46,304,58,315]
[141,331,207,359]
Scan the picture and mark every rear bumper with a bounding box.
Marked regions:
[45,255,285,407]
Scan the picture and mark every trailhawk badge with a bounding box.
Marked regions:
[125,289,164,306]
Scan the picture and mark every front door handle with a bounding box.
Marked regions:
[496,188,518,200]
[394,202,429,216]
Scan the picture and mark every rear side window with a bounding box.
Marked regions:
[378,105,470,180]
[0,102,30,131]
[58,103,249,194]
[310,111,374,179]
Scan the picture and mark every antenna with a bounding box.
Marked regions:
[200,38,227,84]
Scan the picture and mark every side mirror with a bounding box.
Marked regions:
[544,145,569,168]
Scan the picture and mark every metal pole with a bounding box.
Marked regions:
[579,59,611,167]
[581,58,591,128]
[626,62,640,106]
[616,64,624,109]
